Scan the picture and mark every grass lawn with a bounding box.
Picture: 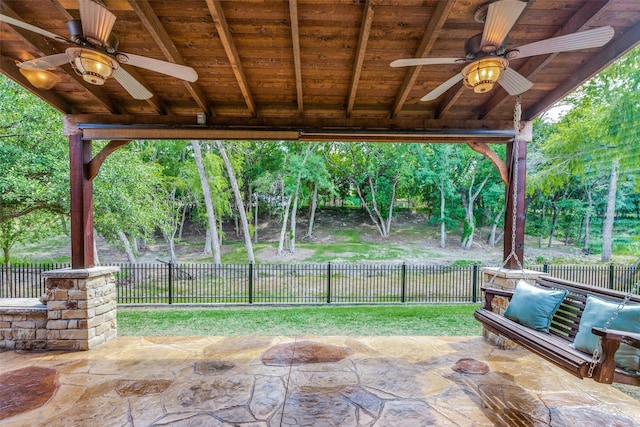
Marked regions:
[117,304,482,336]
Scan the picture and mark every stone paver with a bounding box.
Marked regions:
[1,336,639,426]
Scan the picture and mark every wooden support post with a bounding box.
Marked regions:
[69,133,94,269]
[503,137,527,268]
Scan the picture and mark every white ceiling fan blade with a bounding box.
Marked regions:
[17,53,70,70]
[79,0,116,46]
[390,57,462,67]
[421,73,464,101]
[498,67,533,95]
[481,0,527,51]
[0,13,69,43]
[510,26,614,59]
[118,52,198,82]
[113,67,153,99]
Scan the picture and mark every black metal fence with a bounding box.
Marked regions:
[1,262,638,305]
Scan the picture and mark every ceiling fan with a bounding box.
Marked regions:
[0,0,198,99]
[391,0,614,101]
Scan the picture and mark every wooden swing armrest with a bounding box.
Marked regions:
[480,287,514,310]
[592,327,640,349]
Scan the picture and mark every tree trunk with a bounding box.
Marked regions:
[178,204,187,239]
[548,204,558,248]
[277,196,292,255]
[204,228,212,255]
[254,197,259,244]
[215,140,255,263]
[601,160,618,261]
[93,230,100,266]
[118,230,142,284]
[488,206,504,247]
[289,144,315,253]
[191,140,221,264]
[2,247,11,289]
[162,230,178,264]
[583,189,593,253]
[460,174,489,250]
[305,183,318,238]
[439,177,446,249]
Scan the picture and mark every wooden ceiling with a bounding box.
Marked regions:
[1,0,639,143]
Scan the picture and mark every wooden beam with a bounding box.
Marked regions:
[435,81,465,119]
[390,1,454,119]
[0,2,119,114]
[479,0,609,119]
[525,19,640,121]
[467,142,508,185]
[346,0,374,118]
[289,0,303,114]
[69,133,94,269]
[205,0,257,117]
[86,140,131,181]
[128,0,210,115]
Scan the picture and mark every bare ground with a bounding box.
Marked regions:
[84,208,607,266]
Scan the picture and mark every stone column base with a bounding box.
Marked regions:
[41,266,119,351]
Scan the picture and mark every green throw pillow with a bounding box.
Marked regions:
[573,295,640,372]
[503,280,567,332]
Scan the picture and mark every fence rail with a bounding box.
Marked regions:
[1,262,638,305]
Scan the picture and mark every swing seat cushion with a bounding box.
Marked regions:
[573,295,640,372]
[504,280,568,333]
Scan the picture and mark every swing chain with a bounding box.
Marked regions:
[587,279,640,378]
[486,95,524,286]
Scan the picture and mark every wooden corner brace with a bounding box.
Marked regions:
[467,141,508,185]
[86,140,131,181]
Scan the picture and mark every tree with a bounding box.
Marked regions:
[215,140,255,263]
[191,140,222,263]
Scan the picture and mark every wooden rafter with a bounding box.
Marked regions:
[205,0,256,117]
[479,1,609,119]
[289,0,303,114]
[127,0,207,115]
[0,2,119,113]
[346,0,374,118]
[525,19,640,121]
[390,1,454,119]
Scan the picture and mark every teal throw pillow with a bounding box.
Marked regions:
[503,280,567,332]
[573,295,640,372]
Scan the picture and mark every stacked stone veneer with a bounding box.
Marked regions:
[0,300,48,350]
[40,266,119,351]
[0,266,120,351]
[480,267,547,350]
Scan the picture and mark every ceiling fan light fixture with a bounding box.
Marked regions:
[69,50,114,85]
[462,57,508,94]
[18,67,60,90]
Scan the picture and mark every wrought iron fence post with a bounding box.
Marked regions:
[248,262,254,304]
[472,264,478,303]
[609,263,615,290]
[401,262,406,303]
[326,262,331,304]
[543,263,549,273]
[168,263,173,304]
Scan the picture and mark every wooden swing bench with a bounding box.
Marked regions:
[475,275,640,385]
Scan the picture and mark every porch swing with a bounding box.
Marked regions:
[474,97,640,386]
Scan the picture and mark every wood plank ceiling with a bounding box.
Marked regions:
[1,0,639,143]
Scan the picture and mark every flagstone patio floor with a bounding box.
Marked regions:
[2,335,640,426]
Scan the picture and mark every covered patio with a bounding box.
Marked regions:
[1,0,640,424]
